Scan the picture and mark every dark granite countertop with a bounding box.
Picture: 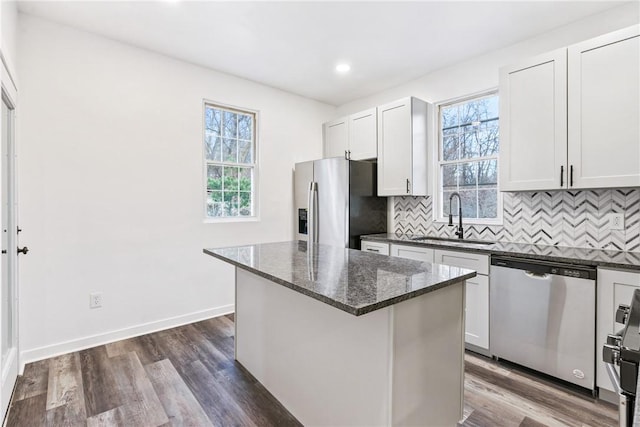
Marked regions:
[362,233,640,271]
[203,241,476,316]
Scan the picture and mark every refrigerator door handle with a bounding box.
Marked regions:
[308,182,318,244]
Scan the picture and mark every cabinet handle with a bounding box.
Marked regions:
[347,150,351,159]
[367,248,380,253]
[344,150,348,159]
[406,179,410,194]
[570,165,574,187]
[560,165,564,187]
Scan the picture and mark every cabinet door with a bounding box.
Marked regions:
[499,49,567,191]
[348,108,377,160]
[361,241,390,256]
[465,275,489,350]
[568,25,640,189]
[390,244,433,262]
[377,99,412,196]
[323,118,348,159]
[596,268,640,393]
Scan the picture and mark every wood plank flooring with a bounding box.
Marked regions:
[5,314,618,426]
[460,353,617,427]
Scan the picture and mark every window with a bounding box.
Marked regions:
[204,102,257,219]
[437,93,500,223]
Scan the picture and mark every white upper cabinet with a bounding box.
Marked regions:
[499,49,568,191]
[377,97,430,196]
[499,25,640,191]
[323,109,377,160]
[348,108,377,160]
[568,25,640,189]
[323,117,349,158]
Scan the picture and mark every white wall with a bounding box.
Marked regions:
[336,2,640,115]
[17,14,334,363]
[1,0,18,82]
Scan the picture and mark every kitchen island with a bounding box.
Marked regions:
[204,241,476,426]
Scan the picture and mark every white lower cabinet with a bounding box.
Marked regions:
[462,275,490,350]
[390,244,434,262]
[435,249,490,351]
[361,242,491,351]
[596,268,640,394]
[361,241,390,256]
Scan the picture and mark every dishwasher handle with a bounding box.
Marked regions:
[524,271,550,280]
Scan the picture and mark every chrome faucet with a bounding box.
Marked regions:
[448,192,464,239]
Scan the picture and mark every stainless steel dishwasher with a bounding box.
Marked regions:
[490,256,597,391]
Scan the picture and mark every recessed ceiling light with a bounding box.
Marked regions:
[336,63,351,73]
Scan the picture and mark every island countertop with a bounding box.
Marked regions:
[203,240,476,316]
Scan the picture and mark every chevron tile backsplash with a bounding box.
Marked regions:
[394,189,640,252]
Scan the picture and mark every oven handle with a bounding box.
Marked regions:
[605,361,628,427]
[605,361,622,394]
[604,362,629,427]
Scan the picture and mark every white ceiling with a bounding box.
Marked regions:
[18,1,629,106]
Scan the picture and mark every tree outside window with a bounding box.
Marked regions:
[204,103,256,218]
[438,93,500,222]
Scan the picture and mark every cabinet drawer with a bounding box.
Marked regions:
[390,244,434,262]
[361,241,389,256]
[434,249,489,275]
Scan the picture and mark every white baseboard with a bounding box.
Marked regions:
[19,304,234,373]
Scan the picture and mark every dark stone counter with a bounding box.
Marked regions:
[204,240,475,316]
[362,233,640,271]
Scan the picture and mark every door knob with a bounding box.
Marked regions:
[17,246,28,255]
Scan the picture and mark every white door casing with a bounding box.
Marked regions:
[0,55,19,422]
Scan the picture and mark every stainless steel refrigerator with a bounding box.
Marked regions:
[294,158,387,249]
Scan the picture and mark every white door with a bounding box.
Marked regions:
[568,25,640,189]
[323,118,348,159]
[348,108,377,160]
[0,88,18,420]
[377,98,412,196]
[499,49,568,191]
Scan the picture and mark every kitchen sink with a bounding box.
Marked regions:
[410,236,495,246]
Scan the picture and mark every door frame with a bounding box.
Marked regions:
[0,52,19,422]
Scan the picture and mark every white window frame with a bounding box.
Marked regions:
[432,89,503,226]
[202,100,260,223]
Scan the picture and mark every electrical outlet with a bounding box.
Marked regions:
[608,213,625,230]
[90,292,103,309]
[398,212,407,223]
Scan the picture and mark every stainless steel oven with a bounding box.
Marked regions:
[603,289,640,427]
[490,256,597,391]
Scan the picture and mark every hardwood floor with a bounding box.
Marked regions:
[5,314,617,426]
[460,353,617,427]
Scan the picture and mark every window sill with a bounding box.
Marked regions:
[203,216,260,224]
